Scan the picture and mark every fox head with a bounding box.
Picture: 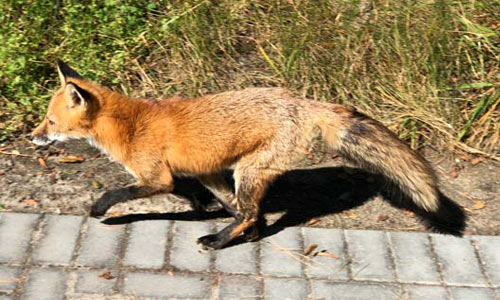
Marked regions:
[31,61,99,146]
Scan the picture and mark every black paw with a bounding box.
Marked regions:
[244,225,260,242]
[197,234,226,250]
[89,203,108,218]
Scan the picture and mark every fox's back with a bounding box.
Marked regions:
[157,88,340,173]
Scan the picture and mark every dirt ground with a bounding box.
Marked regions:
[0,137,498,236]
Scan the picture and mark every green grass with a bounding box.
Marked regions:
[1,0,499,158]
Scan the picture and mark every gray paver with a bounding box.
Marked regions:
[123,220,170,269]
[75,269,116,295]
[389,232,440,284]
[0,266,21,292]
[21,268,66,300]
[170,221,212,271]
[66,297,117,300]
[261,227,303,277]
[2,211,500,300]
[406,285,448,300]
[76,218,125,267]
[264,278,307,300]
[32,215,83,265]
[219,276,261,300]
[0,213,40,263]
[311,281,401,300]
[215,223,258,275]
[302,227,348,279]
[123,272,212,298]
[473,235,500,286]
[431,234,487,286]
[450,287,496,300]
[345,230,395,281]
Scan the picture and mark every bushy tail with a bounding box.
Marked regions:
[320,110,439,212]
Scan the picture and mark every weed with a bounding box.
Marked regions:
[0,0,498,158]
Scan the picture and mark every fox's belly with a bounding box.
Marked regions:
[166,139,256,175]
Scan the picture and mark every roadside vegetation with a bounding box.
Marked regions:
[0,0,498,158]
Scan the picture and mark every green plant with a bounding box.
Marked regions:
[0,0,499,159]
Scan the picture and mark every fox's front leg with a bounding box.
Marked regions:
[90,169,173,217]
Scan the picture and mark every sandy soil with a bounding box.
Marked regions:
[0,138,498,236]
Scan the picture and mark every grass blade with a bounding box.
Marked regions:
[445,82,495,91]
[458,89,500,141]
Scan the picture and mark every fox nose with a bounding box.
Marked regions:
[31,134,53,146]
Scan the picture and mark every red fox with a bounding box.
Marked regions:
[32,61,452,249]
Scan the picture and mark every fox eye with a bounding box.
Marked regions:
[48,119,55,125]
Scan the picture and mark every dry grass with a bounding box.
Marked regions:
[1,0,499,158]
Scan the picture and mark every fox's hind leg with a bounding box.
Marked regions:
[198,172,266,242]
[197,160,282,249]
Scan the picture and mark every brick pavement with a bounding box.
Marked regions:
[0,212,499,300]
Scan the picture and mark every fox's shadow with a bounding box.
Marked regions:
[102,166,466,247]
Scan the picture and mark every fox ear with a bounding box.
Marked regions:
[57,60,83,84]
[65,83,89,108]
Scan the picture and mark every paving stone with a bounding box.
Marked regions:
[4,211,500,300]
[473,235,500,286]
[389,232,440,284]
[302,227,348,279]
[450,287,496,300]
[0,213,40,263]
[431,234,487,286]
[406,285,448,300]
[345,230,395,281]
[0,266,21,292]
[170,221,212,272]
[261,227,303,277]
[219,276,261,300]
[75,270,116,295]
[76,218,125,267]
[311,281,401,300]
[32,215,83,265]
[123,272,212,298]
[123,220,170,269]
[21,268,66,300]
[264,278,307,300]
[66,297,113,300]
[68,296,134,300]
[215,223,258,275]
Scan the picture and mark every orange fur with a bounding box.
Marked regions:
[31,61,449,249]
